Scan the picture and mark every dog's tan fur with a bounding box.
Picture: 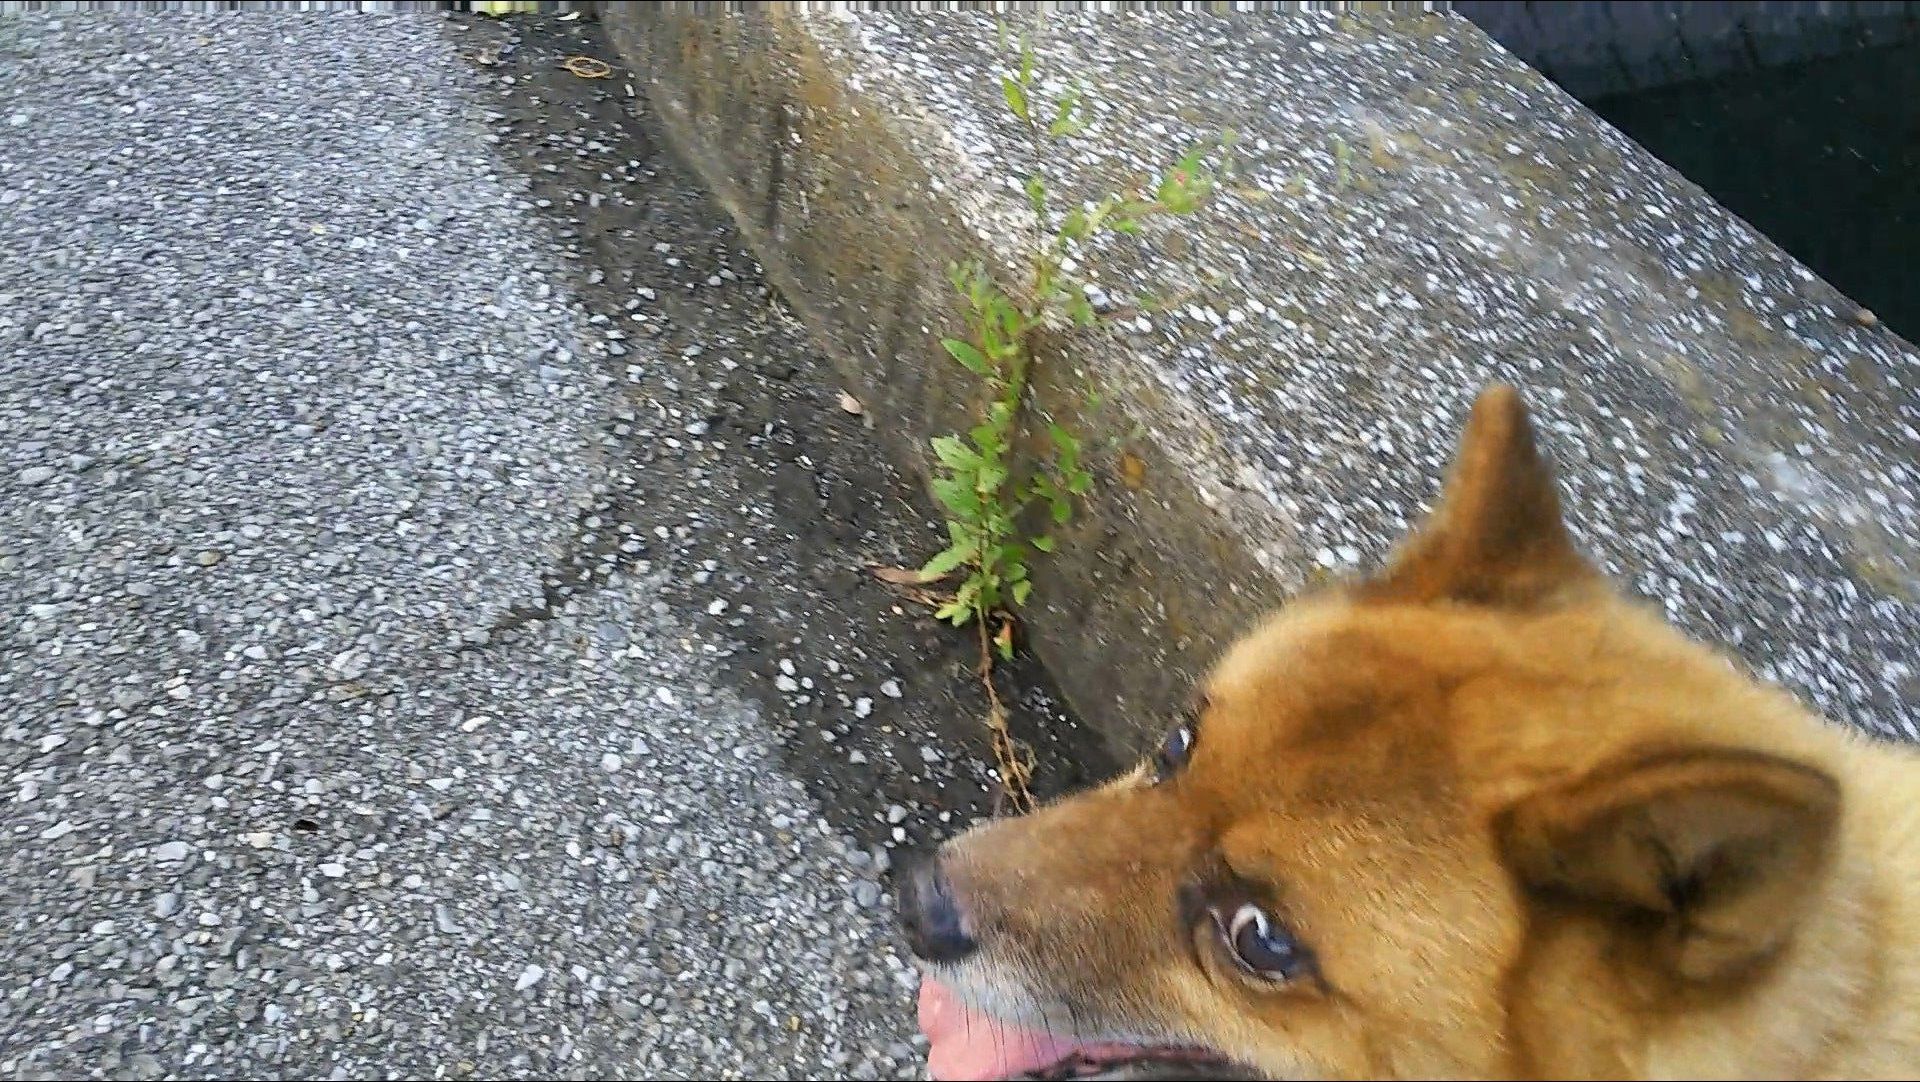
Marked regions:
[935,386,1920,1079]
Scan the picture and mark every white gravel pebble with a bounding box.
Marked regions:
[151,841,191,863]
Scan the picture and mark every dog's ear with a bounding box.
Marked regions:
[1356,384,1596,607]
[1497,748,1840,982]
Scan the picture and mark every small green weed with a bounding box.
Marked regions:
[890,26,1230,810]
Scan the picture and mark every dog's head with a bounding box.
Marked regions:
[902,386,1847,1080]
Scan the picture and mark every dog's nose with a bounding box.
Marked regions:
[898,854,977,964]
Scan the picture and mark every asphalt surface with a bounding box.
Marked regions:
[0,14,1018,1080]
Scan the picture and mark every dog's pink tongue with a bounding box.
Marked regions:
[918,977,1077,1081]
[918,977,1135,1081]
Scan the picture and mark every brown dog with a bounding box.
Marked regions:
[899,385,1920,1080]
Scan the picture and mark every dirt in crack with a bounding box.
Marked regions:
[462,500,628,645]
[452,13,1123,859]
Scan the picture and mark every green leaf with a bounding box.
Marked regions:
[1059,207,1089,243]
[932,434,981,472]
[1083,197,1114,234]
[950,259,987,307]
[969,276,992,312]
[941,338,991,376]
[1031,535,1056,553]
[921,541,977,578]
[1067,294,1096,327]
[983,506,1016,539]
[972,419,1007,455]
[1048,422,1082,471]
[970,421,1003,457]
[1050,494,1072,525]
[1154,145,1214,215]
[1048,87,1083,138]
[1023,174,1046,217]
[1044,270,1075,305]
[935,597,969,625]
[1000,75,1029,123]
[1067,468,1093,495]
[956,575,983,606]
[1030,488,1058,524]
[976,462,1009,496]
[1012,579,1033,606]
[977,320,1003,361]
[973,577,1000,613]
[1018,37,1034,86]
[994,300,1024,344]
[932,477,981,519]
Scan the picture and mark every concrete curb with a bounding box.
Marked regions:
[602,9,1920,754]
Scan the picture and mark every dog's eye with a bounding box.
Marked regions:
[1225,903,1313,983]
[1150,724,1194,784]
